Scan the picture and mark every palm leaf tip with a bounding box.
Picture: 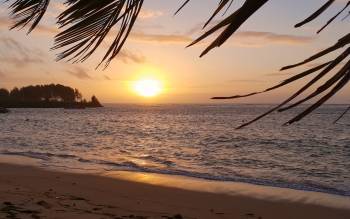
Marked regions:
[188,0,269,57]
[317,1,350,34]
[284,70,350,126]
[174,0,190,15]
[53,0,144,68]
[294,0,335,28]
[7,0,51,33]
[334,105,350,123]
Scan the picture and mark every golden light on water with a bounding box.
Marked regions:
[133,79,163,97]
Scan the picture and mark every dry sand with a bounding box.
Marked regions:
[0,161,350,219]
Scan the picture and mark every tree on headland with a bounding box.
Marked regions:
[74,89,83,102]
[9,87,20,100]
[0,88,10,101]
[0,84,102,108]
[2,0,349,127]
[6,84,77,102]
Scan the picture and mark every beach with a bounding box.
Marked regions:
[1,0,349,218]
[1,157,350,219]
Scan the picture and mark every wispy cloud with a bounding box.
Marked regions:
[130,32,192,44]
[139,9,164,20]
[118,50,146,64]
[104,75,112,81]
[231,31,314,47]
[0,37,44,67]
[66,66,92,80]
[264,71,295,77]
[188,20,315,47]
[228,79,264,83]
[0,16,59,35]
[129,30,313,47]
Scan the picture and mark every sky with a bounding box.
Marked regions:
[0,0,349,104]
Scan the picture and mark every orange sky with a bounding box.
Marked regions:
[0,0,349,104]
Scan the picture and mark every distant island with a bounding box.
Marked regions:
[0,84,103,109]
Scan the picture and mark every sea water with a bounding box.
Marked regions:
[0,104,349,196]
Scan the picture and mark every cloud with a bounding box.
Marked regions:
[130,32,192,44]
[0,37,44,67]
[67,67,92,80]
[104,75,112,81]
[2,14,311,49]
[0,17,59,35]
[187,20,314,47]
[231,31,314,47]
[228,79,264,83]
[32,24,59,35]
[264,71,295,77]
[129,29,313,47]
[118,50,146,64]
[139,9,164,20]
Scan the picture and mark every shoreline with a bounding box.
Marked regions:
[1,156,350,219]
[0,153,349,198]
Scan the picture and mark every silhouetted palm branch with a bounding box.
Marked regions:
[201,0,350,128]
[6,0,50,33]
[4,0,350,126]
[53,0,144,68]
[6,0,144,68]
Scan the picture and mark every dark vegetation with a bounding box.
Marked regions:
[0,84,103,108]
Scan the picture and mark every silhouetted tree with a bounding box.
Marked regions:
[4,84,82,103]
[1,84,102,108]
[75,89,83,102]
[3,0,349,126]
[0,88,9,101]
[10,87,21,100]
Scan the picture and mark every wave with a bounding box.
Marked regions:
[1,150,349,197]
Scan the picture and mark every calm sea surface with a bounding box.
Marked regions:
[0,104,349,196]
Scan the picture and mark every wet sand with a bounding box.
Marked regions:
[0,162,350,219]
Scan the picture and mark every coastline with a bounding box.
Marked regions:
[1,156,350,219]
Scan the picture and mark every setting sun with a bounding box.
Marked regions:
[133,79,163,97]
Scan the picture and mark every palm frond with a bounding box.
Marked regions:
[285,69,349,125]
[203,0,235,29]
[187,0,269,57]
[281,33,350,70]
[6,0,51,33]
[192,0,349,127]
[52,0,144,68]
[174,0,190,15]
[212,61,332,100]
[294,0,335,28]
[235,52,349,129]
[216,42,349,129]
[334,105,350,123]
[317,1,350,34]
[278,60,350,113]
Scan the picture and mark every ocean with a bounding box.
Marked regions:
[0,104,349,196]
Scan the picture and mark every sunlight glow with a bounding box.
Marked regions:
[133,79,163,97]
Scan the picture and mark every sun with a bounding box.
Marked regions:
[133,79,163,97]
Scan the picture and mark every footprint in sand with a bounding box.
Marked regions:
[37,200,52,209]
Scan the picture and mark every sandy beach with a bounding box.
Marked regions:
[1,158,350,219]
[1,0,349,218]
